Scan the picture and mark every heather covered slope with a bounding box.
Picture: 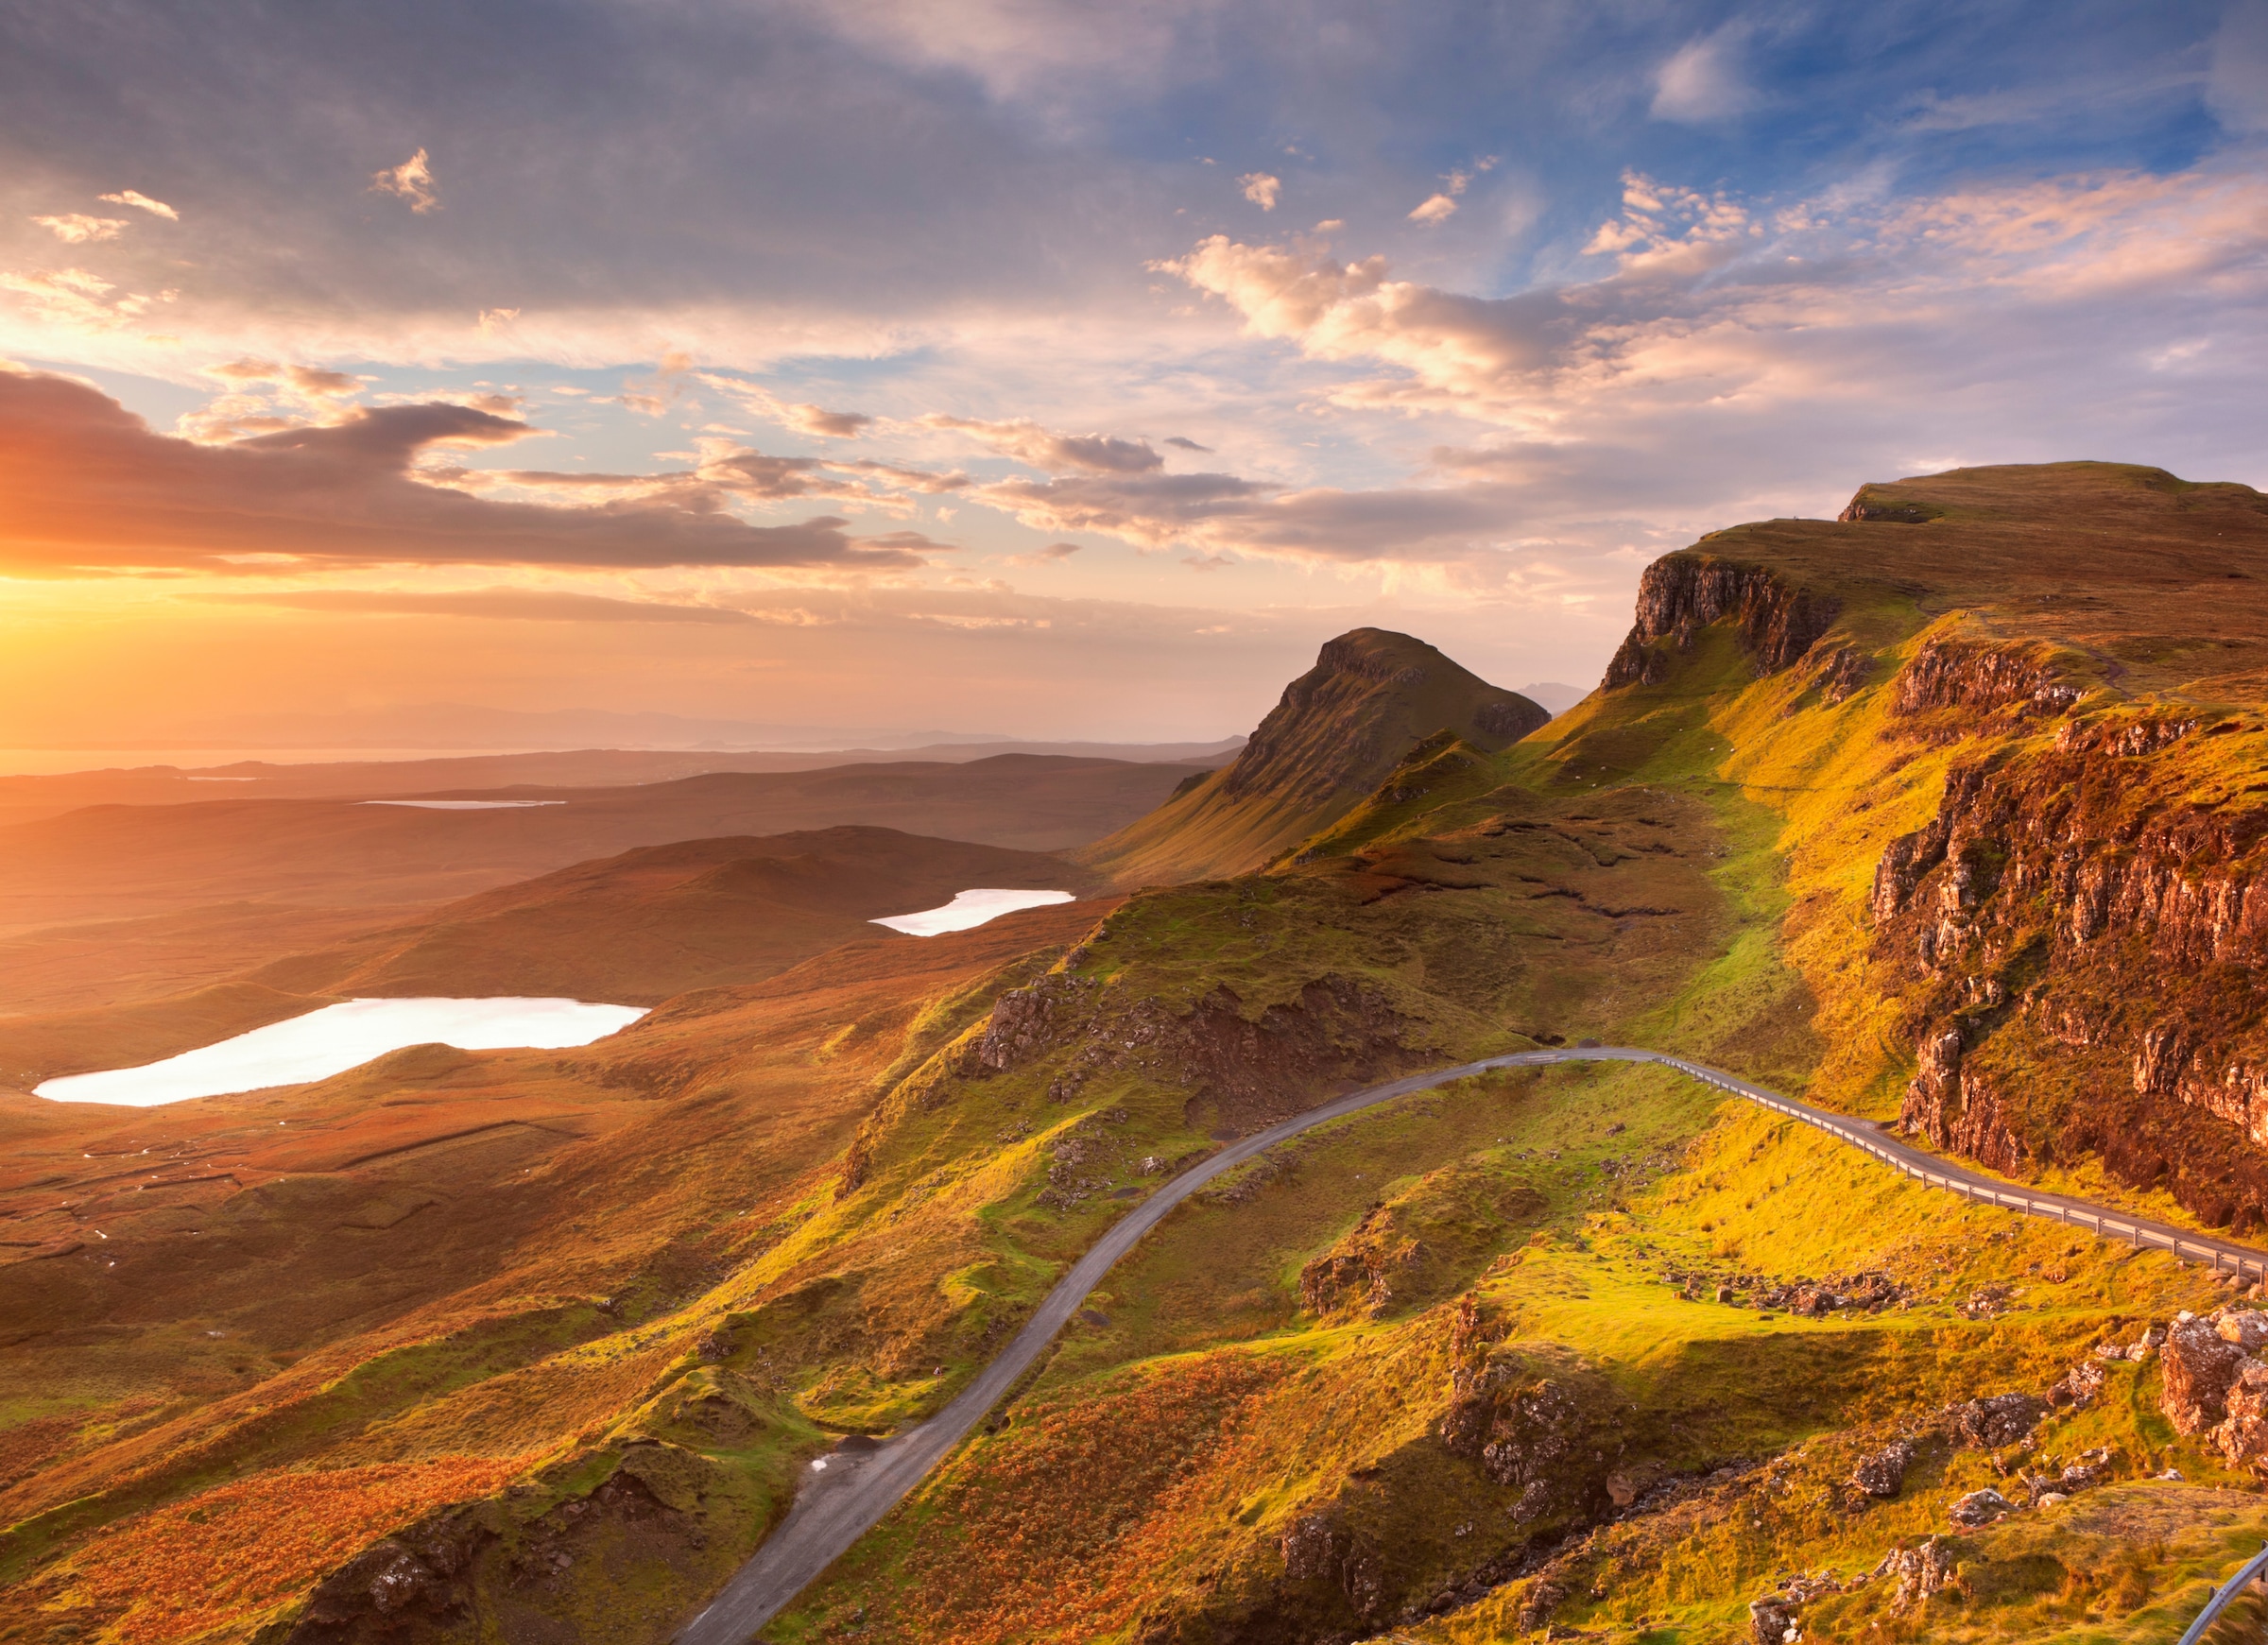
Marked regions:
[1078,628,1548,887]
[0,898,1111,1645]
[12,463,2268,1645]
[760,461,2268,1645]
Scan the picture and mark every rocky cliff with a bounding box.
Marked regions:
[1873,697,2268,1225]
[1604,554,1839,690]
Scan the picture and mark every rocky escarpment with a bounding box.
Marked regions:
[1837,484,1945,525]
[1604,555,1839,690]
[971,969,1421,1134]
[1891,636,2083,723]
[1871,702,2268,1225]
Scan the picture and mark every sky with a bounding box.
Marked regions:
[2,0,2264,752]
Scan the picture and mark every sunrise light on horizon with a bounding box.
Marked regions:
[3,0,2264,756]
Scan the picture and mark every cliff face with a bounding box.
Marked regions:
[1603,555,1839,689]
[1079,628,1547,886]
[1545,461,2268,1233]
[1869,668,2268,1225]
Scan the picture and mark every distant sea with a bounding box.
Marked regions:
[0,747,546,777]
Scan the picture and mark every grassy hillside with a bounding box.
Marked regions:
[8,463,2268,1645]
[1079,628,1548,888]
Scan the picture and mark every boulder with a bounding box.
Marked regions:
[1875,1537,1963,1614]
[1950,1487,2014,1527]
[2213,1362,2268,1475]
[2219,1310,2268,1350]
[1748,1595,1798,1644]
[1850,1439,1916,1499]
[2045,1359,2107,1410]
[1945,1392,2045,1448]
[2161,1317,2251,1434]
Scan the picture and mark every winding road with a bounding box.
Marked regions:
[677,1045,2268,1645]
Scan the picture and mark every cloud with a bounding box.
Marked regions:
[696,374,874,438]
[369,148,439,213]
[97,189,178,219]
[462,434,964,514]
[613,350,693,416]
[924,414,1164,474]
[1166,160,2268,431]
[971,470,1263,548]
[0,266,158,330]
[1039,540,1080,557]
[190,588,761,624]
[1408,162,1489,226]
[2209,0,2268,134]
[0,368,931,574]
[32,214,129,244]
[1651,29,1755,123]
[1240,172,1281,211]
[1162,436,1212,453]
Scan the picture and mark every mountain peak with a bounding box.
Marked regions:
[1082,628,1546,885]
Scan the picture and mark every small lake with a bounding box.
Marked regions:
[34,996,646,1107]
[870,888,1074,936]
[359,800,567,810]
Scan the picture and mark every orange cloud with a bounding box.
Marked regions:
[0,369,929,574]
[369,148,439,213]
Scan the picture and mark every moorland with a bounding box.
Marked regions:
[7,461,2268,1645]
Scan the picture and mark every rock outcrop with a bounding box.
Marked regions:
[1892,639,2081,719]
[1943,1393,2045,1450]
[1866,705,2268,1224]
[2214,1362,2268,1474]
[1950,1486,2014,1527]
[2162,1316,2252,1434]
[1604,555,1839,690]
[1298,1202,1426,1319]
[973,974,1416,1133]
[1437,1351,1621,1528]
[1850,1438,1916,1499]
[1876,1537,1963,1613]
[1278,1504,1388,1622]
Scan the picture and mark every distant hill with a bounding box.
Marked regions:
[1515,681,1588,715]
[0,738,1246,830]
[266,826,1104,1006]
[1077,628,1549,886]
[0,753,1207,938]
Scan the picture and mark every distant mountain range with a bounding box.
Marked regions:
[146,704,1025,751]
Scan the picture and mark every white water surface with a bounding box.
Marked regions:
[361,799,567,811]
[871,888,1074,937]
[34,997,646,1107]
